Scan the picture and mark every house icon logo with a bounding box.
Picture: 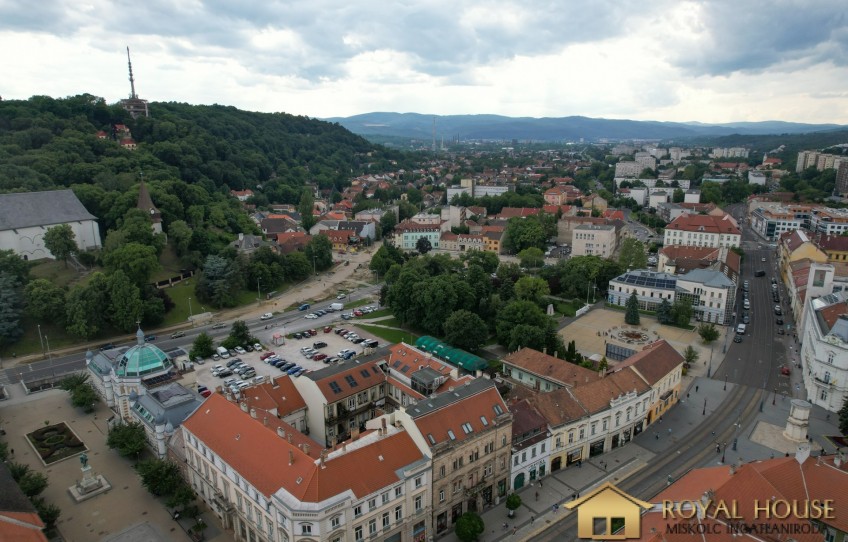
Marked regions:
[563,482,652,540]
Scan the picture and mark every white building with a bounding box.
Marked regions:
[648,191,669,209]
[800,292,848,413]
[607,270,677,311]
[748,170,767,185]
[684,190,701,204]
[509,400,552,490]
[0,190,102,260]
[614,161,642,178]
[663,214,741,249]
[711,147,749,159]
[572,224,618,258]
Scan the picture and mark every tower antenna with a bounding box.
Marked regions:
[432,116,436,155]
[127,47,138,99]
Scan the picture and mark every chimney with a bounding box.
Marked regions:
[381,418,387,435]
[250,408,257,419]
[352,427,360,441]
[263,416,268,426]
[288,450,294,465]
[320,450,326,469]
[240,402,248,412]
[330,436,337,450]
[342,441,347,452]
[277,427,285,438]
[287,434,292,443]
[304,443,311,455]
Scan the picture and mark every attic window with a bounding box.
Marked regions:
[447,430,456,441]
[480,416,489,426]
[427,434,436,445]
[461,423,473,434]
[493,404,504,416]
[296,477,303,484]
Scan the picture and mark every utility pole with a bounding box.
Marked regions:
[257,279,261,302]
[37,324,45,357]
[188,297,193,322]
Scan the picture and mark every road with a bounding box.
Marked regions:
[712,203,794,397]
[0,284,381,388]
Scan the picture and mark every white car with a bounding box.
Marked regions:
[337,293,346,299]
[234,346,246,355]
[305,313,318,319]
[260,313,273,320]
[253,343,262,351]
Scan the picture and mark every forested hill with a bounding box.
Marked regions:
[0,94,403,197]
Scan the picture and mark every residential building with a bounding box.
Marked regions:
[508,400,551,490]
[608,270,677,311]
[572,224,618,258]
[439,232,486,253]
[836,161,848,196]
[581,193,607,212]
[635,154,657,172]
[638,448,848,542]
[0,189,102,260]
[615,178,691,190]
[684,189,701,203]
[501,348,601,393]
[647,191,668,209]
[0,462,47,541]
[614,161,642,178]
[675,268,736,325]
[711,147,749,159]
[663,214,741,249]
[658,245,740,285]
[393,220,442,251]
[394,378,512,536]
[182,393,431,542]
[325,229,358,252]
[232,233,275,255]
[747,170,767,185]
[614,340,684,424]
[800,292,848,413]
[750,205,807,241]
[778,230,827,284]
[230,189,254,201]
[786,260,835,331]
[810,207,848,236]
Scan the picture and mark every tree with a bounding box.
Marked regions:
[656,298,672,325]
[671,298,693,326]
[107,422,147,458]
[24,279,66,322]
[190,332,215,359]
[195,255,241,308]
[455,512,485,542]
[625,291,640,325]
[298,189,316,232]
[168,219,193,257]
[103,242,161,289]
[514,276,550,304]
[227,320,254,347]
[697,323,720,344]
[370,244,406,277]
[70,382,99,412]
[503,216,546,253]
[0,249,30,283]
[618,238,648,270]
[416,236,432,255]
[43,224,77,266]
[505,493,522,517]
[32,498,61,531]
[672,188,685,203]
[518,247,545,269]
[0,272,24,347]
[304,234,333,272]
[379,210,397,237]
[64,273,109,339]
[135,459,184,497]
[838,395,848,435]
[460,249,500,274]
[107,270,143,332]
[444,310,488,351]
[683,346,700,366]
[18,471,48,498]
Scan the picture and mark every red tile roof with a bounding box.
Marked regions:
[184,394,425,501]
[497,207,542,219]
[503,347,602,387]
[412,384,508,448]
[309,359,385,401]
[665,213,740,235]
[614,340,683,385]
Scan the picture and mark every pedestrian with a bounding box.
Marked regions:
[535,491,539,501]
[576,492,580,498]
[696,385,699,392]
[572,492,577,501]
[503,522,508,531]
[578,459,582,468]
[512,526,517,535]
[668,428,672,435]
[655,432,659,440]
[531,516,535,525]
[687,392,690,399]
[538,479,542,488]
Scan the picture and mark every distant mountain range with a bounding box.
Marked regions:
[323,112,846,142]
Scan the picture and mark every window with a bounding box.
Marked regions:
[439,489,445,503]
[568,432,574,444]
[331,515,340,529]
[382,512,390,529]
[415,494,423,512]
[369,498,377,510]
[382,492,390,505]
[354,505,362,518]
[439,464,445,477]
[355,526,363,541]
[395,505,403,522]
[615,412,621,427]
[820,390,828,401]
[395,486,403,498]
[301,523,312,535]
[369,519,377,535]
[579,428,584,440]
[415,476,423,489]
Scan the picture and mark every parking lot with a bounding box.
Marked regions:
[194,322,383,395]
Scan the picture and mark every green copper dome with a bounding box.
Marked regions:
[116,328,172,377]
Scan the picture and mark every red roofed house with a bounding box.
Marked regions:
[497,207,542,219]
[274,231,310,254]
[663,213,741,249]
[0,462,47,542]
[325,229,357,252]
[182,392,432,542]
[230,189,254,201]
[658,245,741,284]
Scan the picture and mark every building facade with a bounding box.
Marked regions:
[800,293,848,413]
[572,224,618,258]
[663,214,741,249]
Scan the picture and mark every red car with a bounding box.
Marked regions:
[308,329,318,336]
[780,366,791,376]
[260,352,276,361]
[353,310,363,317]
[324,326,333,333]
[198,385,212,398]
[312,353,327,361]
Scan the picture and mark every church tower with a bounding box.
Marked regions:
[137,180,162,234]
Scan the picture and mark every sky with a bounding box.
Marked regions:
[2,0,847,124]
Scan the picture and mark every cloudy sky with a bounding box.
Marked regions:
[2,0,847,123]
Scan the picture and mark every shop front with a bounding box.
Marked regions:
[566,448,582,466]
[589,439,605,457]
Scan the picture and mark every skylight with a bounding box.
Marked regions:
[461,423,473,434]
[480,416,489,426]
[427,434,436,445]
[345,375,358,387]
[447,430,456,440]
[493,404,504,416]
[329,382,342,394]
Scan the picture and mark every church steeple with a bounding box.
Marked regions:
[137,179,162,234]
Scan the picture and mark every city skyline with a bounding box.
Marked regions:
[2,1,847,124]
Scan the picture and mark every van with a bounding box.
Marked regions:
[363,339,379,349]
[330,302,344,311]
[298,303,310,311]
[216,346,230,359]
[736,324,747,335]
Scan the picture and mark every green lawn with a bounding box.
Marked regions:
[152,245,184,282]
[361,308,391,319]
[29,259,98,289]
[357,324,419,345]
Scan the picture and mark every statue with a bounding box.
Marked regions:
[80,452,88,468]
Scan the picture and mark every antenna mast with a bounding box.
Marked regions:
[127,47,138,99]
[432,116,436,154]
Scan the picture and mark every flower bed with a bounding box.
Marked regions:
[26,422,86,465]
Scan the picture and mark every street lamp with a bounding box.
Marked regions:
[708,346,713,378]
[772,388,777,405]
[257,279,261,302]
[188,297,193,323]
[724,373,728,391]
[37,324,45,357]
[703,397,707,416]
[721,442,727,464]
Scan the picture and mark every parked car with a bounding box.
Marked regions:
[733,334,743,343]
[99,342,116,351]
[307,329,318,336]
[234,346,247,355]
[305,313,318,319]
[776,318,784,325]
[211,364,224,374]
[286,365,303,375]
[325,356,339,364]
[216,369,233,378]
[226,358,242,368]
[144,334,156,342]
[212,353,220,361]
[279,362,296,371]
[293,332,303,339]
[212,322,226,329]
[324,326,333,333]
[353,310,363,317]
[312,353,328,361]
[313,341,327,349]
[315,309,326,316]
[197,385,212,398]
[351,337,365,344]
[170,331,186,339]
[193,356,205,365]
[335,328,348,335]
[253,343,263,351]
[260,351,276,361]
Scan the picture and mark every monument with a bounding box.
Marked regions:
[783,399,812,442]
[68,451,112,502]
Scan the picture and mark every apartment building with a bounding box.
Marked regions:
[393,220,442,251]
[750,205,808,241]
[800,292,848,413]
[508,400,552,490]
[572,224,618,258]
[614,161,642,178]
[711,147,749,159]
[663,214,741,249]
[182,393,432,542]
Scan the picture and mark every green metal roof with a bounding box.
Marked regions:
[414,336,487,372]
[117,343,172,377]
